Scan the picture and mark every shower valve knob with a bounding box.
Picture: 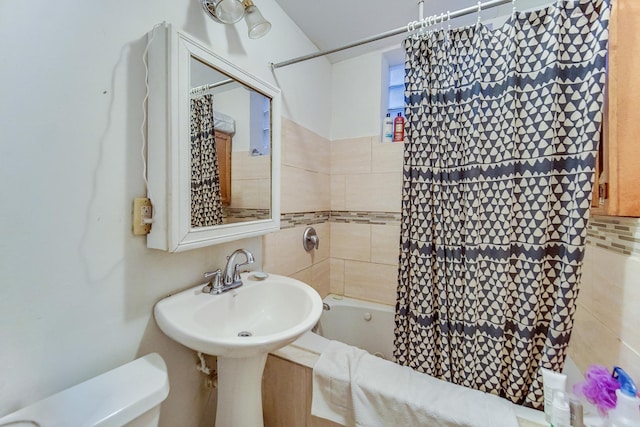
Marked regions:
[303,227,319,251]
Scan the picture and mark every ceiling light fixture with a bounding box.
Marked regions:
[201,0,272,39]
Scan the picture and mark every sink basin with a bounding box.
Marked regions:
[154,272,323,358]
[155,272,322,426]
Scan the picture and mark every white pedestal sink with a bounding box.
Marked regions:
[154,273,323,427]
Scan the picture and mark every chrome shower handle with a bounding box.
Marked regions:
[303,227,319,251]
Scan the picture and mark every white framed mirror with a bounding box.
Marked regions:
[146,23,281,252]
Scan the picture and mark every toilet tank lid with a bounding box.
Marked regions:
[0,353,170,427]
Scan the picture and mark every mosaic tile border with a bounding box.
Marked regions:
[587,215,640,257]
[279,211,640,258]
[330,210,401,226]
[280,211,330,229]
[279,210,401,228]
[223,207,270,221]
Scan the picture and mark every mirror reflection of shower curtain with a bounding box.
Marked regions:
[190,94,224,227]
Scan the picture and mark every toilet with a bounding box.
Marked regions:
[0,353,169,427]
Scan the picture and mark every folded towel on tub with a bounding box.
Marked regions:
[312,340,519,427]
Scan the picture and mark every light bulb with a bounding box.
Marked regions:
[244,5,271,39]
[215,0,245,24]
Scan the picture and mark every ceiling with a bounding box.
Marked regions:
[273,0,552,63]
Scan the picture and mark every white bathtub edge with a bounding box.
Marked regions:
[271,331,327,369]
[272,332,548,427]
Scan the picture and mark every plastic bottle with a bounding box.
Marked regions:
[542,368,567,422]
[551,391,571,427]
[393,113,405,142]
[569,394,585,427]
[382,113,393,142]
[609,367,640,427]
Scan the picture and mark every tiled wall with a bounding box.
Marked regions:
[264,121,405,305]
[329,136,404,305]
[569,216,640,382]
[267,119,640,384]
[262,119,331,297]
[281,119,331,213]
[231,150,271,209]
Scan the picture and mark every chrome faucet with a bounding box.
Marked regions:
[202,249,255,295]
[223,249,254,286]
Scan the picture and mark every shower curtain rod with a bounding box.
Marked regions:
[190,78,235,95]
[271,0,514,69]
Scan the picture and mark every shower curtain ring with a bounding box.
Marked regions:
[477,1,482,24]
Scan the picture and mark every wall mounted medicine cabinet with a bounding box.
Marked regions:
[145,23,281,252]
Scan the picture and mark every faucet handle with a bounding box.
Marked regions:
[202,269,222,293]
[232,259,253,282]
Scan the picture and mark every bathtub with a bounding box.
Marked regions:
[312,295,395,359]
[290,294,586,426]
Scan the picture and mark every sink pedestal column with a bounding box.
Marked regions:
[215,353,268,427]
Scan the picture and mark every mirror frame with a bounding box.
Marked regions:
[146,23,281,252]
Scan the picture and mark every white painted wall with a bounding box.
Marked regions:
[329,0,556,141]
[217,88,251,151]
[331,47,401,141]
[0,0,331,425]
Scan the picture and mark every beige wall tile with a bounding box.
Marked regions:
[263,224,329,281]
[262,226,313,276]
[330,258,345,295]
[571,245,640,377]
[331,137,372,174]
[372,140,404,173]
[590,266,640,353]
[331,174,346,211]
[283,119,330,174]
[281,165,330,213]
[290,266,312,285]
[231,178,270,208]
[345,172,402,213]
[371,224,401,265]
[569,304,640,383]
[311,222,330,262]
[311,259,331,298]
[330,222,371,262]
[344,260,398,305]
[232,151,270,180]
[616,343,640,384]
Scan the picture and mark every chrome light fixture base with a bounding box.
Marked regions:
[202,0,245,24]
[201,0,271,38]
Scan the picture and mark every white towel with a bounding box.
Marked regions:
[312,340,519,427]
[213,111,235,135]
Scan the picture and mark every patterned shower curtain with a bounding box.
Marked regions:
[190,94,224,227]
[394,0,610,408]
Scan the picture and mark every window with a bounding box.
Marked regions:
[261,96,270,155]
[249,92,270,156]
[387,63,405,118]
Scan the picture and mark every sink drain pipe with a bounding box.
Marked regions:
[197,351,218,388]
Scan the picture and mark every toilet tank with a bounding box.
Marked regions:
[0,353,170,427]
